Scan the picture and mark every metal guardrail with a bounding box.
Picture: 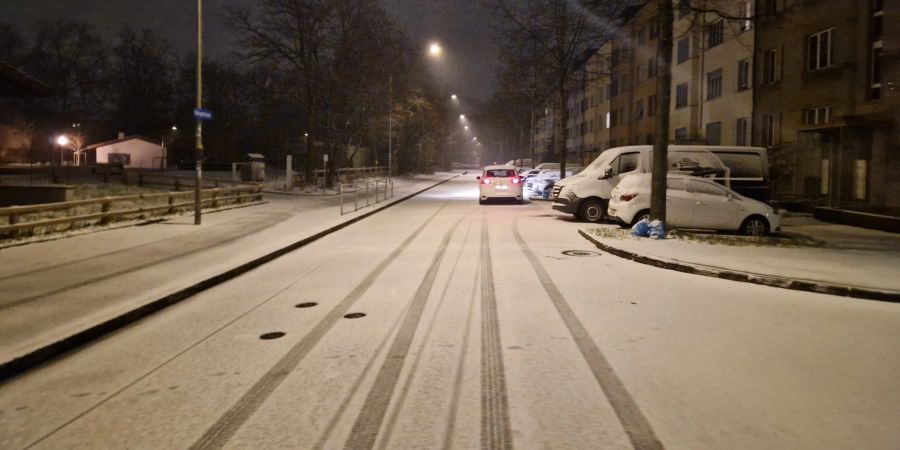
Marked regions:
[339,177,394,215]
[0,185,263,238]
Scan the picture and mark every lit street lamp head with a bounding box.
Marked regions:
[451,94,458,100]
[56,135,69,146]
[459,114,466,120]
[429,42,442,56]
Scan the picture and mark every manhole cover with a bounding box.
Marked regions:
[561,250,601,257]
[259,332,286,340]
[295,302,318,308]
[343,312,366,319]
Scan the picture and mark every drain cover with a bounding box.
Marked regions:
[343,312,366,319]
[259,332,286,340]
[561,250,601,257]
[295,302,318,308]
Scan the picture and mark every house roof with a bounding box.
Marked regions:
[0,61,52,97]
[83,135,161,151]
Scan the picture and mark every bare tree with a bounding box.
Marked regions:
[486,0,627,178]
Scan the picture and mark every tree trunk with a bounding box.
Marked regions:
[556,73,568,179]
[651,0,674,226]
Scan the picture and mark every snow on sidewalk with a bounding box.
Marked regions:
[584,216,900,293]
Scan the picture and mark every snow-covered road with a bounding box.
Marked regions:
[2,174,898,449]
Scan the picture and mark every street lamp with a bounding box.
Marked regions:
[460,114,466,120]
[56,135,69,147]
[451,94,458,100]
[429,42,442,56]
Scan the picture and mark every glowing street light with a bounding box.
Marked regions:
[429,42,442,56]
[451,94,458,100]
[459,114,466,120]
[464,126,469,130]
[56,135,69,146]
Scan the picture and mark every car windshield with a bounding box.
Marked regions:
[485,169,516,177]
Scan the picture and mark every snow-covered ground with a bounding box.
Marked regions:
[1,175,898,449]
[583,216,900,293]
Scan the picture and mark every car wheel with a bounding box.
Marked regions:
[630,209,651,227]
[740,216,769,236]
[579,198,606,223]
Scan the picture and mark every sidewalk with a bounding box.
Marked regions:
[579,215,900,302]
[0,172,458,378]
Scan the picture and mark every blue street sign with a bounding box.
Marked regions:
[193,108,213,121]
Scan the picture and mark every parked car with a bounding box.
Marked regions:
[607,173,780,236]
[528,168,583,196]
[478,165,523,204]
[551,144,770,223]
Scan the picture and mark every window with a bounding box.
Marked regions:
[762,114,776,146]
[716,152,764,179]
[808,29,833,71]
[648,57,657,78]
[610,109,619,127]
[676,82,689,108]
[706,122,722,145]
[707,20,725,49]
[678,0,692,19]
[485,169,517,177]
[649,17,659,39]
[803,106,831,125]
[619,106,628,124]
[636,63,645,84]
[735,117,749,146]
[635,99,644,121]
[707,69,723,100]
[610,77,619,98]
[677,37,690,64]
[605,111,611,128]
[689,180,727,196]
[675,128,688,142]
[871,44,882,99]
[648,95,657,117]
[740,0,753,31]
[761,0,781,15]
[763,48,778,84]
[637,27,646,45]
[618,152,640,174]
[737,59,751,91]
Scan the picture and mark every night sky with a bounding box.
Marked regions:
[0,0,500,102]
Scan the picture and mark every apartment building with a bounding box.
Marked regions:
[754,0,899,208]
[670,0,755,145]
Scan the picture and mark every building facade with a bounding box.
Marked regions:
[754,0,900,208]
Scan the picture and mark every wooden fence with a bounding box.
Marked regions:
[0,185,263,238]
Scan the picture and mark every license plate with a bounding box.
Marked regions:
[496,185,508,190]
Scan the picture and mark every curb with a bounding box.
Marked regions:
[0,175,459,381]
[577,230,900,303]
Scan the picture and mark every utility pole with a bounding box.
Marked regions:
[388,75,393,178]
[194,0,203,225]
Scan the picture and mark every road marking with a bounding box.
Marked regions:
[190,201,451,450]
[480,216,513,450]
[345,212,470,449]
[512,220,664,450]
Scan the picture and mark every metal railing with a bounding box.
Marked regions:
[339,177,394,215]
[0,185,263,238]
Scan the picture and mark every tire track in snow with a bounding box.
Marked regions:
[442,230,481,450]
[344,211,471,449]
[512,220,664,450]
[479,216,513,450]
[190,200,450,450]
[375,218,475,450]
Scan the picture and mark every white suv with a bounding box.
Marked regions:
[608,173,780,236]
[478,165,523,204]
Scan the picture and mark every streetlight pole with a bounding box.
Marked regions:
[388,74,392,178]
[194,0,203,225]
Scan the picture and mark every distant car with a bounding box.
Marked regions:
[607,173,780,236]
[478,165,523,204]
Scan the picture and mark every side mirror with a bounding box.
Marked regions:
[476,176,481,180]
[598,167,612,180]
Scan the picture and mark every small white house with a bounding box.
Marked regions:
[84,135,165,169]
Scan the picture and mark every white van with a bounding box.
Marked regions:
[550,145,769,222]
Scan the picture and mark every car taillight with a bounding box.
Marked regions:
[511,177,519,184]
[620,194,638,202]
[482,177,491,184]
